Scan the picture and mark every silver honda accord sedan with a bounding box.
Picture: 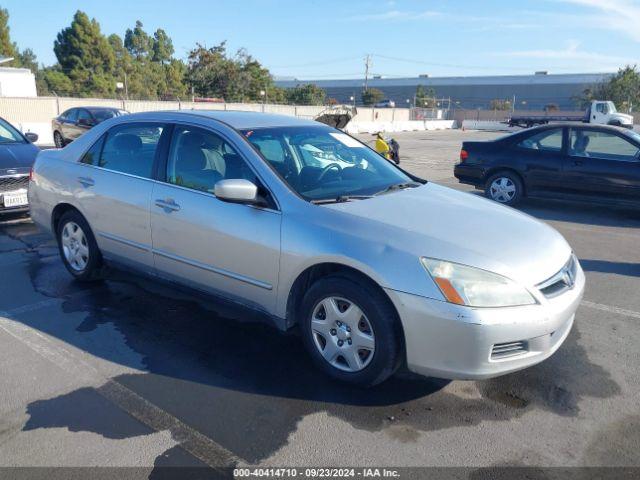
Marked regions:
[28,111,585,386]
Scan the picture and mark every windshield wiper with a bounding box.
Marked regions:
[311,195,374,205]
[374,182,420,196]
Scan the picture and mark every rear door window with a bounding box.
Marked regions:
[99,124,165,178]
[517,128,564,152]
[80,135,106,165]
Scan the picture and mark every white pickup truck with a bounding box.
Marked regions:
[509,100,634,129]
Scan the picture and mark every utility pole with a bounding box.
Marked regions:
[124,71,129,100]
[363,54,371,92]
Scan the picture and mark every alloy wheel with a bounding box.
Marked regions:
[311,296,375,372]
[61,221,89,271]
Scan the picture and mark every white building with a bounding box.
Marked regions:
[0,66,37,97]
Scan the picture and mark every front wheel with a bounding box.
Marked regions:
[57,210,103,281]
[300,275,402,387]
[485,171,523,206]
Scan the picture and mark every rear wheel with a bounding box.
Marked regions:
[300,275,402,387]
[57,210,103,281]
[53,131,65,148]
[485,171,523,206]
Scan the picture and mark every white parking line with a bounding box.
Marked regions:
[0,302,240,469]
[581,300,640,320]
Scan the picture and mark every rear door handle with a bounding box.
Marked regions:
[573,160,583,166]
[77,176,95,187]
[155,198,181,213]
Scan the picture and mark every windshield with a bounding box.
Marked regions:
[607,102,617,114]
[241,126,413,201]
[625,130,640,143]
[0,118,25,144]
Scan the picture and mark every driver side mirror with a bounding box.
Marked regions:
[214,179,259,204]
[24,132,38,143]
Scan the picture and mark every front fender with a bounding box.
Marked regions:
[274,208,444,319]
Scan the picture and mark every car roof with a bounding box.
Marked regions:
[115,110,322,129]
[66,106,121,111]
[526,122,628,132]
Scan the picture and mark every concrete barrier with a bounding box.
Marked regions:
[461,120,518,131]
[425,120,456,130]
[344,119,456,134]
[0,96,458,146]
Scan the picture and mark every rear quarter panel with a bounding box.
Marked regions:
[29,122,115,235]
[459,140,522,184]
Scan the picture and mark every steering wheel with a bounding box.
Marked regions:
[316,163,342,183]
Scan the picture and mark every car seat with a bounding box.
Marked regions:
[572,135,590,157]
[174,132,222,190]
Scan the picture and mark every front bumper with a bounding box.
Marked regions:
[385,263,585,380]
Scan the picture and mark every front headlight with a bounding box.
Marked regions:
[421,257,537,308]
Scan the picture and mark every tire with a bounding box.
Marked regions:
[299,274,402,387]
[56,210,103,281]
[485,171,524,206]
[53,131,65,148]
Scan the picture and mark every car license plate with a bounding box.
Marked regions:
[3,192,28,207]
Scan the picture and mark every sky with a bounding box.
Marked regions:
[3,0,640,79]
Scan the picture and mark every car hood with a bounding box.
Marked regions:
[325,183,571,287]
[0,142,39,171]
[612,112,633,123]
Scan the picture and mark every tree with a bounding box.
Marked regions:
[186,42,278,103]
[415,85,435,107]
[0,7,59,95]
[578,65,640,112]
[54,11,116,97]
[489,98,512,111]
[124,20,152,60]
[187,42,234,99]
[286,84,326,105]
[361,87,384,106]
[152,28,174,64]
[0,7,18,63]
[41,68,74,96]
[16,48,37,72]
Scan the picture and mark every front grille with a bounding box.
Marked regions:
[0,175,29,193]
[537,255,578,299]
[491,341,528,360]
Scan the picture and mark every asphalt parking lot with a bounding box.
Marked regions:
[0,129,639,476]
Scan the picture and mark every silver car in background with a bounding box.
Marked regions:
[28,111,585,386]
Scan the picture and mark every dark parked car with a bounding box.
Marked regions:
[454,123,640,207]
[52,107,127,148]
[0,116,39,214]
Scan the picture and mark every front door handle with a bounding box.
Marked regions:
[155,198,181,213]
[77,176,95,187]
[573,160,583,166]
